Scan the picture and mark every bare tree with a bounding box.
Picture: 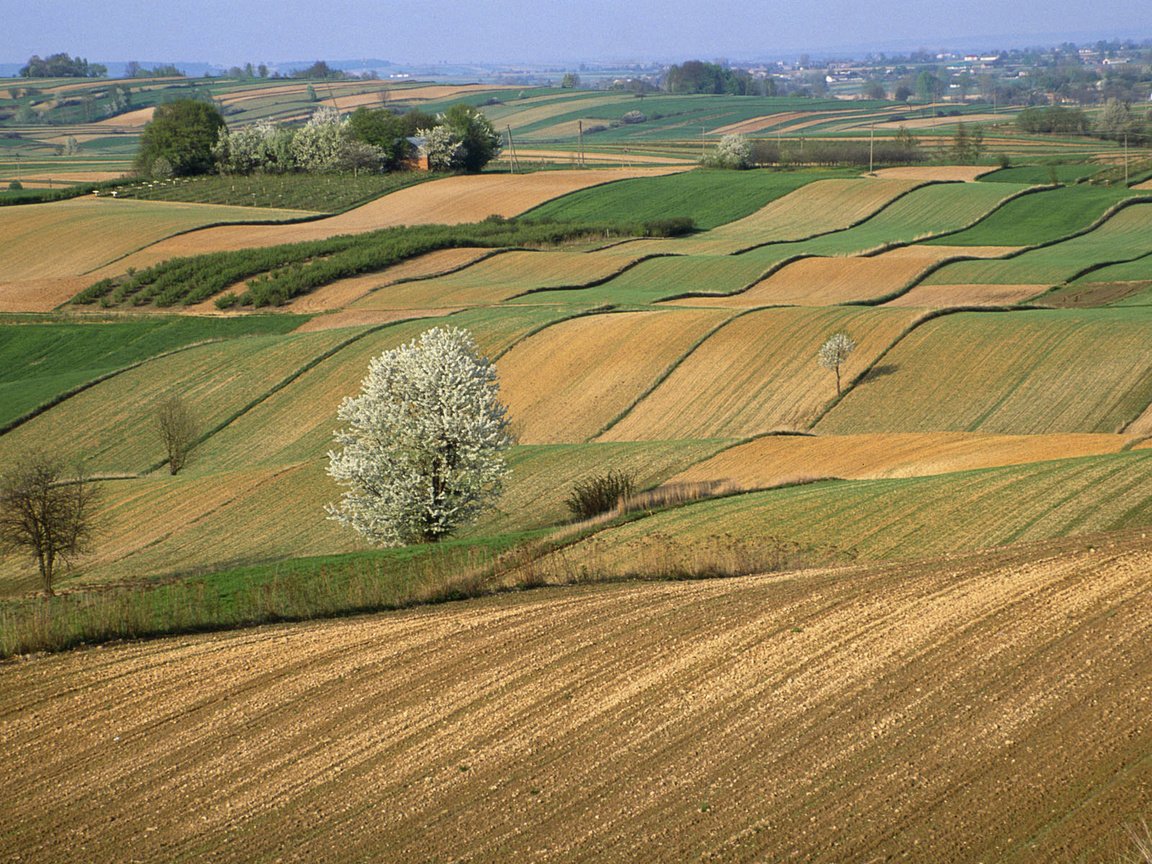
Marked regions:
[818,332,857,396]
[0,452,100,596]
[156,397,198,475]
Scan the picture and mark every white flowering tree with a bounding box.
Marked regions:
[215,120,296,174]
[291,106,351,173]
[417,124,465,172]
[704,133,752,169]
[326,327,513,546]
[818,332,857,396]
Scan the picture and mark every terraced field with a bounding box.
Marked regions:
[88,168,683,279]
[601,306,923,440]
[0,197,313,310]
[354,247,646,309]
[818,308,1152,435]
[922,201,1152,288]
[497,309,730,443]
[670,431,1135,489]
[2,532,1148,863]
[0,330,354,474]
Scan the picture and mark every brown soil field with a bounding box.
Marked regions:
[671,252,980,307]
[1127,401,1152,436]
[669,431,1134,488]
[497,309,730,443]
[876,243,1019,260]
[709,111,812,136]
[886,282,1046,307]
[883,113,1008,130]
[869,165,999,182]
[503,146,696,165]
[92,168,683,277]
[1037,280,1152,308]
[93,106,155,127]
[18,170,125,183]
[0,198,313,303]
[2,533,1149,863]
[1134,178,1152,191]
[601,307,922,440]
[0,276,90,312]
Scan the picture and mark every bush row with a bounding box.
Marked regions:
[74,219,651,309]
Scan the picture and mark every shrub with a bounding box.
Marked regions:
[7,180,22,191]
[621,110,647,124]
[566,470,636,520]
[643,217,695,237]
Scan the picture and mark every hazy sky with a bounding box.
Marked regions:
[6,0,1151,64]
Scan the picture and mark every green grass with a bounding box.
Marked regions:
[522,169,849,230]
[0,314,308,429]
[817,308,1152,435]
[111,171,437,213]
[924,202,1152,287]
[924,184,1139,247]
[559,449,1152,567]
[979,164,1102,184]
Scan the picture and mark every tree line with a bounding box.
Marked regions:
[134,100,501,179]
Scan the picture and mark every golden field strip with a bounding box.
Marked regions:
[1,533,1148,862]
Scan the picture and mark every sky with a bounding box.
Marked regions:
[5,0,1152,65]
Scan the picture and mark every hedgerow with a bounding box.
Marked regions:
[74,220,645,309]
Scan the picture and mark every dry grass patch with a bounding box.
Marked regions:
[676,255,934,307]
[0,197,314,286]
[0,276,91,313]
[497,309,729,443]
[94,106,155,127]
[2,535,1148,861]
[710,111,812,135]
[96,168,682,276]
[886,283,1046,308]
[868,165,998,182]
[601,306,922,440]
[292,308,460,333]
[671,432,1134,488]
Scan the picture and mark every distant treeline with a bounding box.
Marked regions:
[748,137,926,168]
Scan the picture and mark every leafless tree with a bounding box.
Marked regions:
[818,332,857,396]
[0,452,100,596]
[157,396,198,475]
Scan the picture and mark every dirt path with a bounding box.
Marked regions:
[2,533,1149,862]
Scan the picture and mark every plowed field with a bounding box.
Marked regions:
[885,282,1045,307]
[670,431,1133,488]
[0,197,313,284]
[497,309,730,443]
[2,534,1149,863]
[869,165,996,181]
[601,307,922,439]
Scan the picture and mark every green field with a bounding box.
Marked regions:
[924,184,1140,246]
[0,315,307,428]
[818,308,1152,435]
[523,168,849,230]
[979,164,1103,184]
[555,449,1152,568]
[923,202,1152,285]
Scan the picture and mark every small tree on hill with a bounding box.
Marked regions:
[327,327,513,546]
[0,452,100,596]
[156,397,198,475]
[818,332,856,396]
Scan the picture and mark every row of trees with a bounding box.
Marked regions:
[20,53,106,78]
[703,129,926,170]
[1017,99,1152,144]
[135,100,502,178]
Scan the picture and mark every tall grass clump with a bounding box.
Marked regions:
[566,470,636,519]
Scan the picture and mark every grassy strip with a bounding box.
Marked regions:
[521,168,849,230]
[0,315,309,430]
[110,171,437,213]
[75,220,658,309]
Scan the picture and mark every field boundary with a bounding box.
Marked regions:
[507,253,681,301]
[592,308,766,440]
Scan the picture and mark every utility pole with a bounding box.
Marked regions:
[702,125,707,158]
[1124,132,1129,186]
[869,122,875,174]
[505,125,519,174]
[578,119,585,167]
